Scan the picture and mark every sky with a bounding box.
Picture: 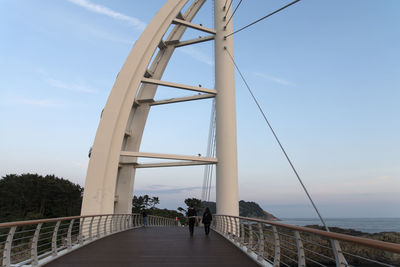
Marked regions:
[0,0,399,218]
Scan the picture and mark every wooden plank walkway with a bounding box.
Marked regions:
[44,226,258,267]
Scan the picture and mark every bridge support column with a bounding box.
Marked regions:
[214,0,239,217]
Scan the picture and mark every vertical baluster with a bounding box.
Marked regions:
[2,226,16,267]
[97,216,102,238]
[119,215,123,231]
[222,216,227,235]
[109,215,113,233]
[240,220,245,247]
[272,226,280,267]
[257,222,265,261]
[331,239,347,267]
[51,221,61,256]
[248,222,253,253]
[123,214,127,230]
[88,216,94,241]
[294,231,305,267]
[235,217,240,243]
[78,218,85,245]
[31,223,42,266]
[104,215,109,235]
[67,219,74,250]
[228,216,233,239]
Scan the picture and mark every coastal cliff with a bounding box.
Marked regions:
[202,200,279,220]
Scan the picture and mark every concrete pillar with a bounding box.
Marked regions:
[214,0,239,216]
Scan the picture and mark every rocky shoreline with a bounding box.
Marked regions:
[302,225,400,266]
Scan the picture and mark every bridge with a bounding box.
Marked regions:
[1,0,399,266]
[1,214,400,266]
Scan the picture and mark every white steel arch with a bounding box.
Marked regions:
[81,0,238,217]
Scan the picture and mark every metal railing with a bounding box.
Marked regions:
[212,215,400,267]
[0,214,176,267]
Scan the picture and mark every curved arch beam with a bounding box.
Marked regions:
[81,0,191,215]
[115,0,207,214]
[82,0,208,215]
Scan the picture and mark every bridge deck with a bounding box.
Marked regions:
[44,226,258,266]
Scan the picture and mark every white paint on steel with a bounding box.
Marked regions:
[141,78,217,94]
[174,35,215,47]
[214,0,239,216]
[132,161,216,168]
[120,151,218,163]
[149,93,215,106]
[81,0,190,215]
[172,18,216,34]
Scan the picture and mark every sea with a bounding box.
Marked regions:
[279,218,400,234]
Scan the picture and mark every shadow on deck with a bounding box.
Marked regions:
[44,226,258,266]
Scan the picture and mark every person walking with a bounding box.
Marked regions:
[202,207,212,235]
[142,209,148,227]
[186,205,197,236]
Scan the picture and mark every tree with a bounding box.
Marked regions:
[178,197,203,215]
[132,195,160,213]
[0,173,83,222]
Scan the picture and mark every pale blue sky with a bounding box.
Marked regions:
[1,0,399,218]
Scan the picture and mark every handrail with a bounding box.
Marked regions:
[216,214,400,254]
[0,214,177,267]
[213,214,400,267]
[0,214,136,228]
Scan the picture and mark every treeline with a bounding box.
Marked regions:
[0,173,278,225]
[0,174,83,222]
[132,194,186,224]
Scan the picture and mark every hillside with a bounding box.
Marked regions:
[202,200,279,220]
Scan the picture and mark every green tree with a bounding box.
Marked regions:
[178,197,203,215]
[0,173,83,222]
[132,195,160,213]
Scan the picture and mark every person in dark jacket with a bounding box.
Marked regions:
[186,205,197,236]
[202,207,212,235]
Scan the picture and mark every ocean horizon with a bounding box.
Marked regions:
[279,217,400,233]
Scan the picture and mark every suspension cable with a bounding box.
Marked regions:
[207,107,216,201]
[223,0,233,20]
[225,0,243,28]
[224,47,330,232]
[202,99,216,202]
[225,0,301,38]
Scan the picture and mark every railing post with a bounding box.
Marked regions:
[67,219,74,250]
[240,220,245,247]
[119,215,123,231]
[258,222,264,261]
[222,216,227,235]
[2,226,16,267]
[109,215,113,233]
[331,239,347,267]
[97,215,102,238]
[51,221,61,256]
[272,226,281,267]
[31,222,42,266]
[124,214,128,230]
[88,216,94,240]
[248,222,253,253]
[294,231,305,267]
[228,216,233,239]
[235,217,240,243]
[78,217,85,245]
[104,215,109,235]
